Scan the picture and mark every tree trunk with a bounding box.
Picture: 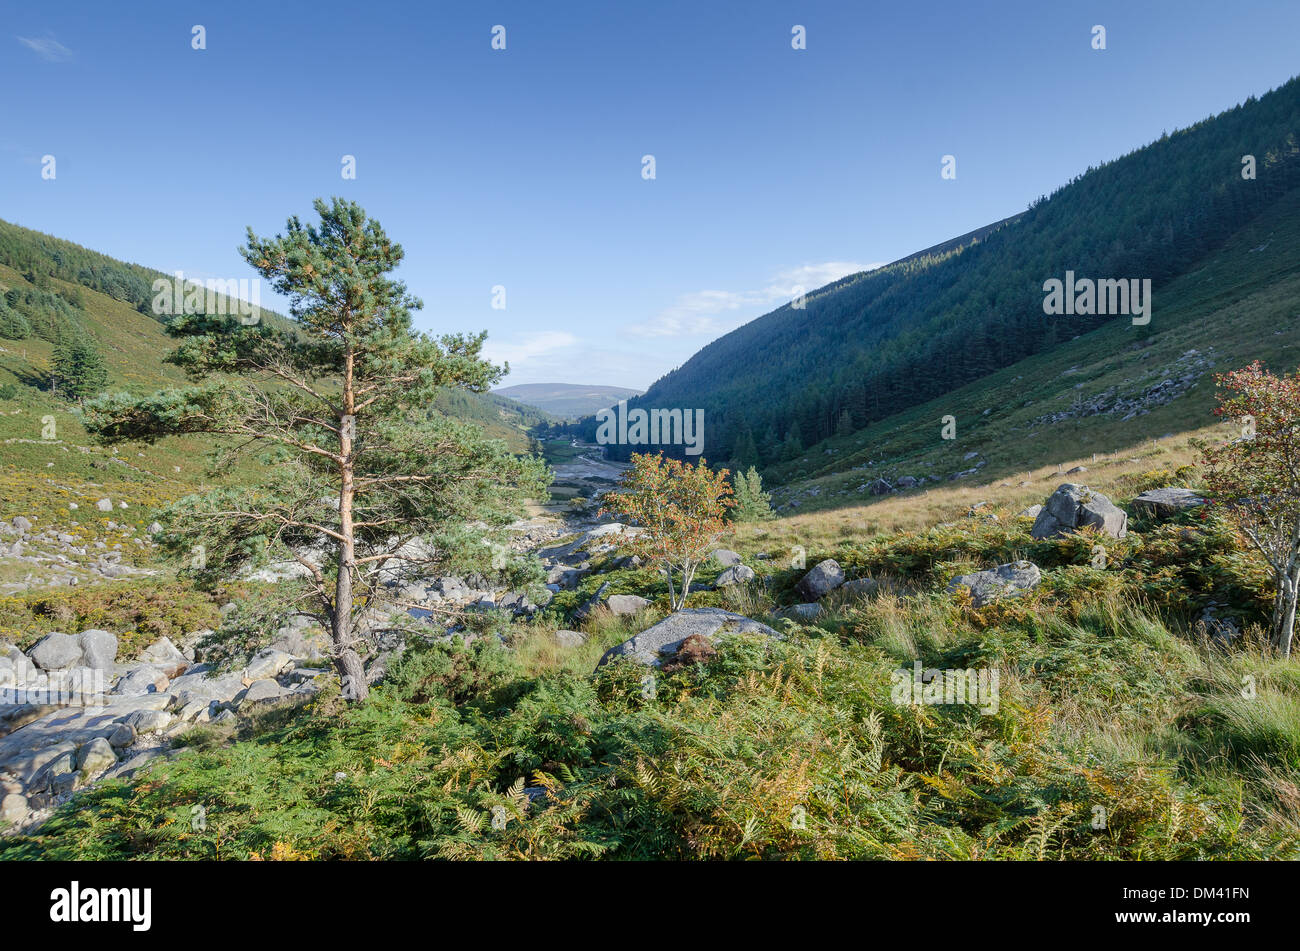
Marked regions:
[333,352,368,701]
[1279,572,1298,659]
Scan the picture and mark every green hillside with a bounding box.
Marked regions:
[767,182,1300,510]
[575,76,1300,474]
[0,220,552,531]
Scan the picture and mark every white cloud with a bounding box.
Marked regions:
[17,35,73,62]
[482,330,578,368]
[625,260,885,339]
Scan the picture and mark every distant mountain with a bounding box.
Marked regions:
[571,76,1300,473]
[495,382,642,418]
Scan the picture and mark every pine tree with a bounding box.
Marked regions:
[732,425,758,469]
[836,408,854,437]
[51,336,107,403]
[86,198,548,700]
[732,466,773,522]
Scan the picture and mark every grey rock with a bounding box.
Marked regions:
[715,565,756,587]
[947,561,1043,607]
[554,630,586,648]
[78,629,118,670]
[1017,504,1043,519]
[107,723,136,747]
[139,636,189,673]
[95,498,113,512]
[596,608,779,669]
[113,664,169,696]
[244,648,293,681]
[795,559,845,600]
[606,594,650,616]
[104,749,162,782]
[27,748,77,794]
[840,577,880,599]
[1132,487,1207,519]
[1,793,28,825]
[711,549,743,567]
[780,603,824,622]
[11,516,32,533]
[77,737,118,780]
[124,709,173,735]
[29,632,82,671]
[1031,484,1127,540]
[241,679,284,703]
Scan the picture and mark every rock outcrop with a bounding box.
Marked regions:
[596,608,778,669]
[947,561,1042,607]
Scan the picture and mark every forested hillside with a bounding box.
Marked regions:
[576,76,1300,471]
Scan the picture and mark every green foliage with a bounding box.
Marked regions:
[7,599,1294,861]
[577,77,1300,471]
[51,335,107,403]
[732,466,773,522]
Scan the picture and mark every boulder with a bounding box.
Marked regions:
[124,709,173,735]
[947,561,1042,607]
[241,679,284,703]
[840,577,880,599]
[1132,487,1207,519]
[107,723,136,747]
[554,630,586,648]
[606,594,651,616]
[896,476,919,489]
[715,565,756,587]
[795,559,844,600]
[78,629,118,670]
[76,737,118,781]
[96,498,113,512]
[1017,504,1043,519]
[29,632,82,671]
[1031,484,1127,540]
[596,608,779,669]
[113,664,169,696]
[1,793,28,825]
[711,549,743,567]
[11,516,32,533]
[139,636,189,675]
[780,603,824,622]
[572,581,612,622]
[244,648,294,681]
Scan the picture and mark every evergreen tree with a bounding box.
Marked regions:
[781,422,803,461]
[732,466,773,522]
[732,425,758,469]
[86,198,548,701]
[836,408,854,437]
[51,336,107,403]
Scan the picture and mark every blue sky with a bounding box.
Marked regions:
[3,0,1299,389]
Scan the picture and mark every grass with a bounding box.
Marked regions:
[5,581,1297,860]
